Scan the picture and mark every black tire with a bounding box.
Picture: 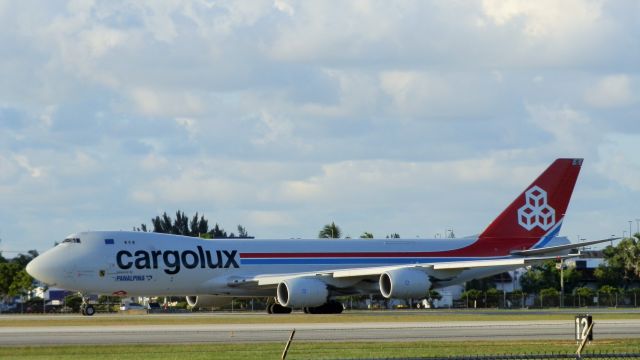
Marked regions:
[267,303,274,314]
[331,301,343,314]
[84,305,95,316]
[307,301,343,314]
[272,304,292,314]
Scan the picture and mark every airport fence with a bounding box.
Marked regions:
[458,292,640,310]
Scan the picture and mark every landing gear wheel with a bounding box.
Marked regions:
[306,300,343,314]
[271,304,292,314]
[329,300,343,314]
[267,303,274,314]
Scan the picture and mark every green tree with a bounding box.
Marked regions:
[599,238,640,287]
[427,289,442,301]
[237,225,250,238]
[598,285,621,307]
[11,250,39,267]
[8,269,34,297]
[562,266,583,294]
[64,294,83,312]
[540,287,560,307]
[594,264,625,288]
[485,288,501,307]
[141,211,249,239]
[574,287,595,306]
[627,288,640,306]
[360,232,374,239]
[466,277,496,292]
[520,260,563,294]
[209,223,227,238]
[319,222,341,239]
[461,289,483,307]
[386,233,400,239]
[0,262,21,296]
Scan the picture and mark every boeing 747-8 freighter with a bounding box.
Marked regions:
[27,158,615,315]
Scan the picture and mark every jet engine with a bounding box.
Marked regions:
[185,295,233,309]
[379,268,431,299]
[277,278,329,308]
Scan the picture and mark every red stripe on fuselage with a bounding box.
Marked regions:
[240,237,538,259]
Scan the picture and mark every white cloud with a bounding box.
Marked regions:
[39,106,56,127]
[526,104,599,155]
[273,0,294,16]
[140,153,169,172]
[596,133,640,191]
[584,74,635,108]
[130,88,204,117]
[0,1,639,250]
[380,71,452,116]
[248,210,294,227]
[482,0,602,38]
[80,26,127,58]
[13,154,44,178]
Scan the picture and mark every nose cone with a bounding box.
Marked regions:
[26,253,60,286]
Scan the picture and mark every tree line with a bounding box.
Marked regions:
[135,211,251,239]
[318,222,400,239]
[462,233,640,307]
[0,250,38,300]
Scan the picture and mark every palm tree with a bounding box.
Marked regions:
[318,222,341,239]
[360,232,374,239]
[619,238,640,282]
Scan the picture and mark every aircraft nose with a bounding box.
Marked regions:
[26,254,60,286]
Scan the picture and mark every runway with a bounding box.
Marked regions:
[1,318,639,345]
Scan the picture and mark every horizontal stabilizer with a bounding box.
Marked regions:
[510,237,620,256]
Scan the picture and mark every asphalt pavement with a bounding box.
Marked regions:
[1,317,639,345]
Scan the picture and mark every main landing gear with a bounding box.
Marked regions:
[265,298,344,314]
[267,303,292,314]
[79,294,95,316]
[303,300,343,314]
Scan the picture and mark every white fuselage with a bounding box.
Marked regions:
[28,231,569,297]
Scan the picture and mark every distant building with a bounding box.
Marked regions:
[32,286,74,305]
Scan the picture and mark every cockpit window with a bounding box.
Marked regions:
[62,237,81,244]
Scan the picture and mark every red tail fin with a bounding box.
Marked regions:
[478,158,583,252]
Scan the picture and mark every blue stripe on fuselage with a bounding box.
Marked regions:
[240,257,503,265]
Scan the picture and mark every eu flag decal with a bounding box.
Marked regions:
[104,238,114,245]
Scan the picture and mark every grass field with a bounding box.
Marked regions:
[1,339,639,359]
[2,309,640,327]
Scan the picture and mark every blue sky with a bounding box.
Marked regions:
[1,0,639,253]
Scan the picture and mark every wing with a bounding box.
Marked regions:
[225,238,618,292]
[229,254,577,289]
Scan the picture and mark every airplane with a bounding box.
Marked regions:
[26,158,616,316]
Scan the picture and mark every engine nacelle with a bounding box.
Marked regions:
[379,268,431,299]
[277,278,329,308]
[185,295,233,309]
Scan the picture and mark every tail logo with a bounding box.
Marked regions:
[517,186,556,231]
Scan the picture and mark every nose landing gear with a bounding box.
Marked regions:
[79,294,95,316]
